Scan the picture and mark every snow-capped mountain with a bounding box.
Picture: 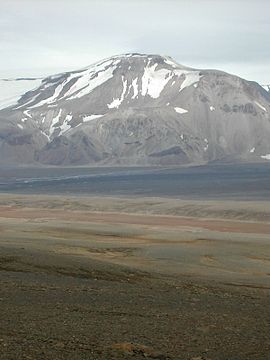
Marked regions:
[0,53,270,165]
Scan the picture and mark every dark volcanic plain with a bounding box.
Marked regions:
[0,165,270,360]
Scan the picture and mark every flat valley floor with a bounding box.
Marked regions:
[0,194,270,359]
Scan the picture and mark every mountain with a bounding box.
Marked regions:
[0,53,270,166]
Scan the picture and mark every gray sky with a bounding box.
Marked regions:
[0,0,269,83]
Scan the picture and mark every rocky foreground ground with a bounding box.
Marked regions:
[0,194,270,359]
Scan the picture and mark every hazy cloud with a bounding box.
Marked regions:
[0,0,269,83]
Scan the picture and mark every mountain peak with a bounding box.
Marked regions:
[82,53,194,73]
[14,53,200,111]
[0,53,270,166]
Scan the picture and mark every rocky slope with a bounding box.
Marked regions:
[0,53,270,165]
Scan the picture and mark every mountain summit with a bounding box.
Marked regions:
[0,53,270,165]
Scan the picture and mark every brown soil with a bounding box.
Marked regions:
[0,194,270,359]
[0,205,270,235]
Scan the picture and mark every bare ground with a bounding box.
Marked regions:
[0,194,270,359]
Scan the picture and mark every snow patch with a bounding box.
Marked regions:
[261,154,270,160]
[23,110,32,118]
[41,131,50,141]
[250,147,255,153]
[83,114,104,122]
[210,106,215,111]
[49,109,62,136]
[254,101,267,112]
[59,114,73,136]
[179,71,201,92]
[163,56,179,68]
[131,77,139,99]
[17,124,23,130]
[174,107,188,114]
[15,92,41,109]
[29,83,67,108]
[204,138,209,151]
[48,83,67,102]
[262,85,270,92]
[121,53,146,58]
[141,62,173,98]
[29,58,119,108]
[108,76,128,108]
[65,59,118,101]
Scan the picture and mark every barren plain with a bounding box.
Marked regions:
[0,194,270,359]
